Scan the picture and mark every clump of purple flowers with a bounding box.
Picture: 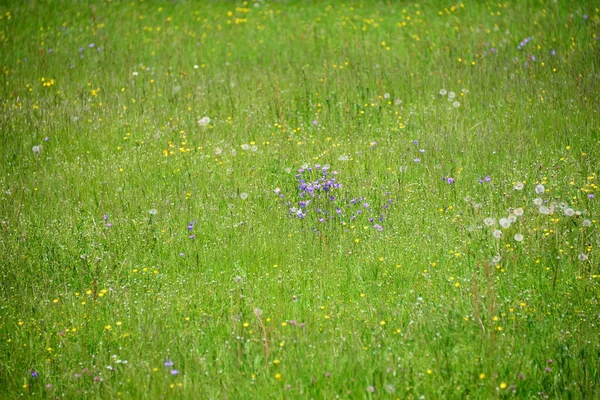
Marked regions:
[518,37,531,50]
[277,164,391,232]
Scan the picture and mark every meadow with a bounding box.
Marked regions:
[0,0,599,398]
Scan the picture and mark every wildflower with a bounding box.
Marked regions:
[493,230,502,239]
[533,198,543,206]
[578,253,588,261]
[514,182,524,190]
[514,233,524,242]
[439,88,447,96]
[240,192,248,200]
[447,177,455,184]
[588,194,595,199]
[583,219,592,227]
[513,207,524,217]
[492,255,502,264]
[338,155,350,161]
[164,361,174,367]
[32,145,42,154]
[312,120,318,126]
[484,217,496,227]
[535,184,545,194]
[452,101,461,108]
[31,370,39,378]
[564,208,575,216]
[366,385,376,393]
[414,158,421,163]
[171,370,180,375]
[499,218,511,229]
[539,206,550,215]
[508,214,517,223]
[448,91,456,99]
[197,116,211,126]
[149,209,158,215]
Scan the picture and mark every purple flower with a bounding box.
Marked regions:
[485,176,491,182]
[312,120,318,126]
[414,158,420,163]
[44,137,49,141]
[550,49,556,56]
[89,43,95,48]
[373,224,383,231]
[490,47,496,53]
[366,385,376,393]
[588,194,595,199]
[447,177,455,184]
[545,367,552,372]
[413,140,418,146]
[187,220,196,231]
[171,369,180,375]
[103,214,108,222]
[189,235,195,239]
[530,55,536,62]
[31,370,39,378]
[164,361,174,367]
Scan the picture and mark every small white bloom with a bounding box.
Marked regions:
[539,205,550,215]
[578,253,588,261]
[484,217,496,227]
[514,182,524,190]
[492,254,502,264]
[452,101,461,108]
[533,198,543,206]
[132,71,138,76]
[338,155,350,161]
[508,214,517,223]
[383,93,391,99]
[535,184,545,194]
[32,145,42,154]
[148,209,158,215]
[499,218,511,229]
[439,88,448,96]
[241,143,250,150]
[215,147,223,155]
[240,192,248,200]
[513,207,524,217]
[193,65,199,69]
[564,208,575,217]
[583,219,592,227]
[230,149,237,156]
[493,229,502,239]
[514,233,524,242]
[448,91,456,99]
[250,145,258,152]
[198,116,211,127]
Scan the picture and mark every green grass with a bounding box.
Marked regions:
[1,0,599,398]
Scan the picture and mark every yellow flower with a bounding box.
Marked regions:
[275,373,282,380]
[479,373,485,379]
[500,382,507,389]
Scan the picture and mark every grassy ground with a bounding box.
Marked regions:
[1,0,599,398]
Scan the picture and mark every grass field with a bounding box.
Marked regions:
[1,0,599,398]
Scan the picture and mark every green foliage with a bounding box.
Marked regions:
[0,0,599,398]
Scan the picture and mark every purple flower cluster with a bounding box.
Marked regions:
[518,37,531,50]
[278,164,391,232]
[479,176,491,184]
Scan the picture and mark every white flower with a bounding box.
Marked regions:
[148,209,158,215]
[230,149,237,156]
[250,145,258,152]
[132,71,138,76]
[338,155,350,161]
[578,253,588,261]
[452,101,461,108]
[508,214,517,223]
[32,145,43,154]
[493,229,502,239]
[514,233,524,242]
[197,116,211,126]
[215,147,223,155]
[564,208,575,216]
[499,218,511,229]
[533,198,543,206]
[583,219,592,227]
[240,192,248,200]
[514,182,524,190]
[241,143,250,150]
[513,207,524,217]
[492,254,502,264]
[439,88,448,96]
[448,91,456,99]
[539,205,550,215]
[535,184,545,194]
[193,65,199,69]
[484,217,496,227]
[383,93,391,99]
